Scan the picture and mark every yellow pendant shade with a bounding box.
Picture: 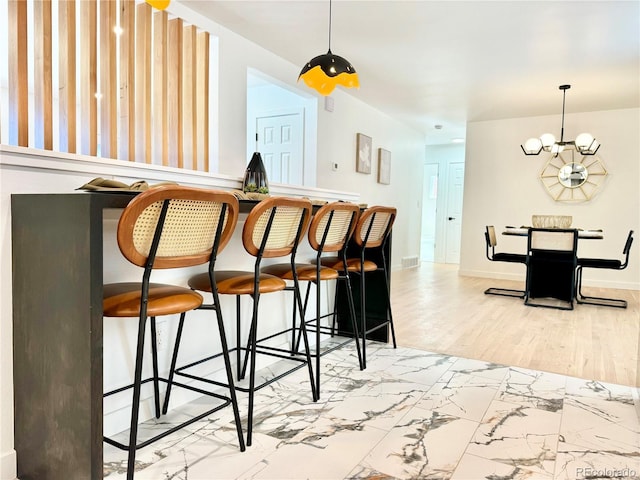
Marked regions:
[146,0,170,10]
[298,51,359,96]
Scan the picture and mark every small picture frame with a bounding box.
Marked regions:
[378,148,391,185]
[356,133,372,174]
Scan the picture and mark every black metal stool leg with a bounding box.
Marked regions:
[211,289,246,452]
[126,314,148,480]
[359,269,367,370]
[162,312,186,415]
[382,266,397,348]
[344,273,364,370]
[246,293,260,447]
[149,317,161,419]
[294,278,318,402]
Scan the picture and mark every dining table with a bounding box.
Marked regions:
[501,226,604,308]
[502,226,604,239]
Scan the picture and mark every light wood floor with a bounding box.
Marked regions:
[390,262,639,387]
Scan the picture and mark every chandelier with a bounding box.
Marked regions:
[521,85,600,156]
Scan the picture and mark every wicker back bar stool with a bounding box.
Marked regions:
[262,201,364,399]
[320,205,397,369]
[102,186,245,480]
[167,196,317,446]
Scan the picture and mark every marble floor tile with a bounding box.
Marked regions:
[353,405,478,480]
[465,399,562,476]
[450,453,553,480]
[103,344,640,480]
[553,442,640,480]
[416,370,503,422]
[497,367,567,412]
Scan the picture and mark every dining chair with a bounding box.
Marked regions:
[576,230,634,308]
[320,206,397,370]
[261,201,364,399]
[102,186,245,480]
[484,225,527,297]
[167,196,317,447]
[524,227,578,310]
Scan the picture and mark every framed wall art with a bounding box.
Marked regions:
[356,133,372,174]
[378,148,391,184]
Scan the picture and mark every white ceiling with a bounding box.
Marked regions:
[181,0,640,144]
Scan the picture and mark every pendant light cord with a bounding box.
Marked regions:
[560,88,566,143]
[559,84,570,144]
[328,0,332,53]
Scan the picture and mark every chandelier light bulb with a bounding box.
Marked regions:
[540,133,556,151]
[523,137,542,154]
[575,133,593,148]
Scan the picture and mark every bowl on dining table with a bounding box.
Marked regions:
[531,215,572,229]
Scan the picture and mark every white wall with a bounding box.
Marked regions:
[460,107,640,291]
[314,90,426,267]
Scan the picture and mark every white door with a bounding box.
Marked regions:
[445,162,465,263]
[256,109,304,185]
[421,163,439,262]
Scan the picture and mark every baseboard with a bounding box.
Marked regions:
[0,448,17,480]
[634,387,640,423]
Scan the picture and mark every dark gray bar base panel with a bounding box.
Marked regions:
[11,192,135,480]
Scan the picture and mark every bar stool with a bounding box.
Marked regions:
[169,196,317,446]
[261,201,364,399]
[102,186,245,480]
[320,206,397,369]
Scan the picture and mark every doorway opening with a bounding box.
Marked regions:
[422,144,466,264]
[246,69,318,187]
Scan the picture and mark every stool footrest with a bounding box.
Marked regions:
[103,377,232,451]
[484,287,525,298]
[576,294,627,308]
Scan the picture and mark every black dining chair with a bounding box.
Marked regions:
[575,230,634,308]
[524,227,578,310]
[484,225,527,297]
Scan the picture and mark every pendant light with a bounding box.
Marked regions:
[298,0,359,96]
[521,85,600,156]
[145,0,170,10]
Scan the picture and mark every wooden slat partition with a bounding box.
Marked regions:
[9,0,29,147]
[5,0,213,171]
[33,0,53,149]
[119,0,136,161]
[182,25,196,170]
[59,0,77,153]
[153,10,168,166]
[135,2,152,163]
[196,32,210,172]
[167,18,183,169]
[79,0,97,156]
[99,0,117,158]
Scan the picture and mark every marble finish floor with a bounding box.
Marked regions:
[104,342,640,480]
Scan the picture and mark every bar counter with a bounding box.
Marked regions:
[11,191,390,479]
